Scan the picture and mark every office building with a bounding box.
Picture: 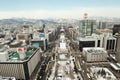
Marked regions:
[79,30,117,52]
[97,21,107,29]
[0,47,41,80]
[32,32,48,51]
[116,33,120,63]
[79,34,103,51]
[79,20,97,37]
[83,47,108,62]
[113,25,120,35]
[104,34,116,52]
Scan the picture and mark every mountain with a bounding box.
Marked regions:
[0,18,59,26]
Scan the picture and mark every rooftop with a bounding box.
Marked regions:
[83,47,107,54]
[0,47,38,62]
[79,36,96,41]
[0,76,16,80]
[90,67,116,80]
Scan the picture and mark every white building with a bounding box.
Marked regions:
[79,35,103,51]
[83,47,108,62]
[103,33,116,51]
[0,49,8,62]
[79,32,117,52]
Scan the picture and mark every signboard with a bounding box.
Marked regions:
[17,48,26,59]
[17,48,26,53]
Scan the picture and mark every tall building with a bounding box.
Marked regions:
[116,33,120,63]
[97,21,107,29]
[79,20,97,37]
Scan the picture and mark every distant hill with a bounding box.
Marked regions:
[0,18,58,26]
[0,18,36,25]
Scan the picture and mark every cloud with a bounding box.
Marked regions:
[0,7,120,19]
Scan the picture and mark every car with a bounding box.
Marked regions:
[57,74,63,80]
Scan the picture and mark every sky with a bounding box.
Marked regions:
[0,0,120,19]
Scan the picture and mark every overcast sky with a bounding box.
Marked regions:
[0,0,120,19]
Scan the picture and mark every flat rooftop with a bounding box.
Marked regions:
[8,51,32,61]
[0,47,37,62]
[10,47,37,61]
[83,47,107,54]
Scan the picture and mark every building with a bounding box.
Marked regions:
[0,48,9,62]
[113,25,120,35]
[48,28,56,42]
[79,30,117,52]
[83,47,108,62]
[96,29,116,52]
[79,20,97,37]
[32,32,48,51]
[79,35,103,51]
[72,26,79,40]
[110,34,120,72]
[31,39,47,51]
[0,76,16,80]
[79,37,96,51]
[97,21,107,29]
[104,34,116,52]
[22,25,34,34]
[68,26,74,39]
[116,33,120,63]
[32,24,49,50]
[16,33,31,42]
[0,47,41,80]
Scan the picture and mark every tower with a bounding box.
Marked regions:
[84,13,88,20]
[79,13,97,37]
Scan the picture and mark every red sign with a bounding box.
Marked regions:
[17,48,27,54]
[18,48,22,53]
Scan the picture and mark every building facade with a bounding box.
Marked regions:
[79,20,97,37]
[116,33,120,63]
[83,47,108,62]
[79,31,117,52]
[0,47,41,80]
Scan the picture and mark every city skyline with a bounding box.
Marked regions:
[0,0,120,19]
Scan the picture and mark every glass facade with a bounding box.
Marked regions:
[80,20,96,37]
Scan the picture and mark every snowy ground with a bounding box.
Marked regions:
[90,66,117,80]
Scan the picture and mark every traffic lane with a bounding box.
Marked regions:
[77,56,89,80]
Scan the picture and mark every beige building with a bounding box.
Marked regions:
[16,33,31,41]
[83,47,108,62]
[116,33,120,63]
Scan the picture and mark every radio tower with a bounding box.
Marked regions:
[83,13,88,37]
[84,13,88,20]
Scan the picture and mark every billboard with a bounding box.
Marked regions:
[17,48,26,59]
